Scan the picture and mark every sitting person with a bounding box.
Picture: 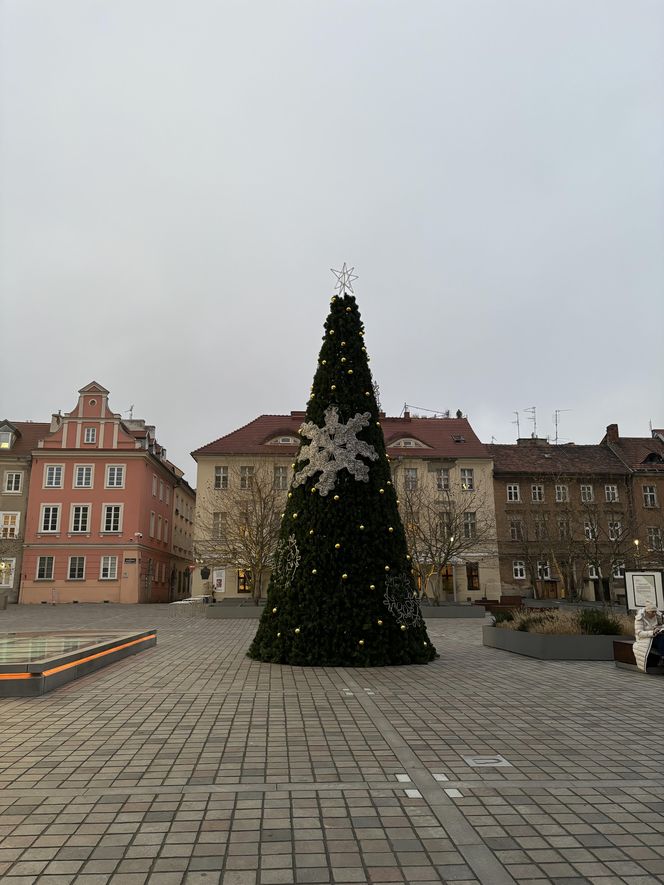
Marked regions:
[633,602,664,672]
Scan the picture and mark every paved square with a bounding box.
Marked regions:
[1,605,663,884]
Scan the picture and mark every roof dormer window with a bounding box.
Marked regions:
[268,435,300,445]
[0,432,14,449]
[391,438,427,449]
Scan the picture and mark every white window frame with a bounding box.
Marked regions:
[165,486,170,505]
[84,427,97,444]
[436,468,450,492]
[0,431,13,449]
[604,484,619,503]
[0,557,16,588]
[460,468,474,491]
[643,485,658,508]
[152,474,158,496]
[73,464,94,488]
[100,556,118,580]
[163,520,168,544]
[612,560,625,579]
[273,465,289,490]
[40,504,60,533]
[506,484,520,502]
[149,511,155,537]
[608,520,622,541]
[214,466,229,490]
[159,480,164,501]
[70,504,91,534]
[240,466,254,489]
[44,464,64,488]
[404,468,418,491]
[68,556,86,580]
[531,484,544,502]
[36,556,54,580]
[583,519,597,540]
[537,560,551,580]
[157,514,162,541]
[3,471,23,494]
[580,484,594,503]
[555,484,568,503]
[512,560,526,580]
[105,464,126,488]
[463,511,477,539]
[212,512,224,540]
[588,563,600,579]
[101,504,123,533]
[509,519,523,542]
[647,526,663,550]
[0,512,20,539]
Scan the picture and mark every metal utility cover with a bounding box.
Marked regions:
[462,754,512,768]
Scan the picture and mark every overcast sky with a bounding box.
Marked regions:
[1,0,662,483]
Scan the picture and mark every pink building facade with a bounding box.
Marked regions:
[20,382,194,604]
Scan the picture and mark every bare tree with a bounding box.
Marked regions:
[396,467,497,604]
[194,464,285,604]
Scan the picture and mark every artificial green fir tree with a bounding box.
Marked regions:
[248,266,437,666]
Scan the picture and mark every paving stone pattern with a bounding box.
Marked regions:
[1,605,663,884]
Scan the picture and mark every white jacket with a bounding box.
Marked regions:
[633,609,664,672]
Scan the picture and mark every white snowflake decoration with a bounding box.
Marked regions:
[292,406,378,496]
[383,574,423,627]
[273,534,301,585]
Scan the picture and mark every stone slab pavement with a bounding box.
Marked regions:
[1,604,663,885]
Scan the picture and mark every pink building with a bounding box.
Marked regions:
[20,382,195,604]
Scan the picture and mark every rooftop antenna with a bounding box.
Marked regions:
[553,409,571,445]
[512,410,521,439]
[123,405,135,420]
[524,406,537,438]
[491,435,497,444]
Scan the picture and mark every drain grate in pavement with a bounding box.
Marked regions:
[462,754,512,768]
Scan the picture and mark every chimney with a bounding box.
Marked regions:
[606,423,619,443]
[403,410,410,420]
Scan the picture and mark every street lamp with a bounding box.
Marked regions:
[634,538,640,569]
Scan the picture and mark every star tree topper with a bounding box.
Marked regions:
[331,263,358,295]
[292,406,378,495]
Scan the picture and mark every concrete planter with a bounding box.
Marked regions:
[482,625,623,660]
[423,605,486,619]
[207,604,264,618]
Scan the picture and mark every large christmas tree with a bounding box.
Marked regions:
[248,267,437,666]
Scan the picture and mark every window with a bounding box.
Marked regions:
[4,472,22,493]
[512,560,526,580]
[71,505,90,533]
[439,511,451,538]
[0,431,13,449]
[588,563,599,579]
[274,466,289,490]
[584,519,596,540]
[37,556,54,580]
[555,484,569,503]
[40,505,60,533]
[100,556,118,580]
[466,562,480,591]
[149,512,155,537]
[165,487,170,505]
[436,468,450,491]
[580,484,594,503]
[0,512,19,539]
[558,516,571,540]
[404,468,418,490]
[237,568,250,593]
[647,527,663,550]
[163,520,168,543]
[537,561,551,580]
[612,561,625,579]
[102,505,122,533]
[0,558,16,588]
[463,511,476,539]
[74,465,93,488]
[534,517,547,541]
[608,520,622,542]
[240,466,254,489]
[44,465,63,488]
[509,519,523,542]
[214,466,229,489]
[157,515,162,541]
[605,484,619,503]
[152,475,158,496]
[84,427,96,443]
[106,465,125,488]
[531,484,544,502]
[212,512,224,539]
[68,556,85,580]
[159,480,164,501]
[643,485,658,508]
[506,484,520,502]
[460,468,474,490]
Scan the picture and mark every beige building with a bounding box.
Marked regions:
[0,421,50,602]
[191,410,501,601]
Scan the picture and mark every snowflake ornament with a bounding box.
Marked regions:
[383,574,423,627]
[273,534,301,585]
[292,406,378,496]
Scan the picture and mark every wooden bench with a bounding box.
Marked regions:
[613,639,662,674]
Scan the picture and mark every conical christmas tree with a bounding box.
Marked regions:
[248,267,437,666]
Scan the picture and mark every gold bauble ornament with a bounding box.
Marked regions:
[385,566,390,572]
[346,307,352,312]
[388,527,394,533]
[342,574,348,580]
[359,524,364,530]
[309,529,314,535]
[292,513,298,519]
[334,543,341,549]
[379,489,385,494]
[331,384,336,391]
[291,463,296,468]
[311,568,317,574]
[295,628,301,634]
[277,632,281,637]
[341,357,347,363]
[377,619,383,626]
[400,625,407,631]
[341,341,346,347]
[376,422,380,427]
[358,639,364,645]
[333,494,340,501]
[322,359,327,365]
[406,555,411,560]
[288,492,292,498]
[272,607,277,613]
[369,584,376,590]
[347,369,353,375]
[310,487,316,493]
[365,392,370,397]
[423,642,428,647]
[329,329,335,335]
[281,512,285,518]
[386,481,392,486]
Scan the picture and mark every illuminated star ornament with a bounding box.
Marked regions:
[331,262,358,295]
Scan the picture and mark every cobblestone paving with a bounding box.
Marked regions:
[1,605,664,884]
